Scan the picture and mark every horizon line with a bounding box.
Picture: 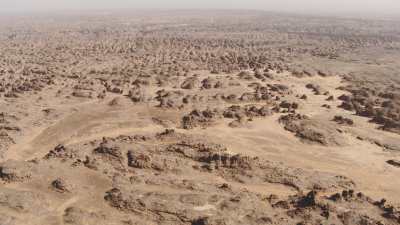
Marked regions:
[0,7,399,20]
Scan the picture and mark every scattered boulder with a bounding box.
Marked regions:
[72,90,92,98]
[306,83,326,95]
[127,151,152,169]
[333,115,354,125]
[51,178,72,193]
[181,77,199,89]
[387,160,400,168]
[93,139,124,162]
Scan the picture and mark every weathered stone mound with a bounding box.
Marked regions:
[182,108,221,129]
[44,144,77,160]
[306,83,328,95]
[105,186,399,225]
[181,104,274,130]
[223,105,273,119]
[0,160,33,182]
[181,77,200,90]
[338,87,400,135]
[269,83,292,95]
[156,90,185,109]
[40,130,355,194]
[162,136,354,192]
[333,115,354,126]
[279,114,345,146]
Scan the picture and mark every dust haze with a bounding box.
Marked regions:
[1,0,400,15]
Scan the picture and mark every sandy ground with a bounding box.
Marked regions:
[2,11,400,225]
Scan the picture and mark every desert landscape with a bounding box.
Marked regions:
[0,9,400,225]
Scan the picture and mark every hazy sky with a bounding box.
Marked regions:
[1,0,400,15]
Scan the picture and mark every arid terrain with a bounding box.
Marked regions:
[1,10,400,225]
